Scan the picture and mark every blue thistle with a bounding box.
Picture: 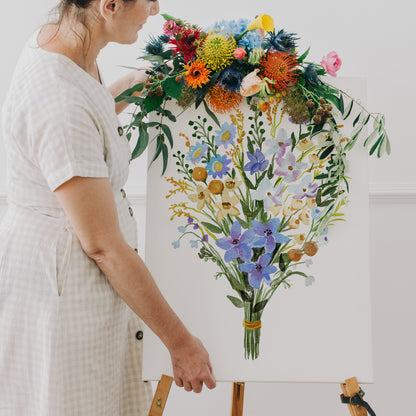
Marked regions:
[144,34,168,55]
[262,29,298,54]
[303,64,321,85]
[219,62,244,92]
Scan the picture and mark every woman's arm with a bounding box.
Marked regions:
[108,69,150,115]
[55,176,216,393]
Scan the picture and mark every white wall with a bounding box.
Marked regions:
[1,0,415,414]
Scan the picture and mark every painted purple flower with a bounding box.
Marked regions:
[264,128,291,159]
[289,175,319,199]
[274,152,307,183]
[187,217,194,224]
[238,253,277,289]
[193,223,199,230]
[244,149,269,175]
[251,218,290,253]
[216,221,255,262]
[202,234,209,242]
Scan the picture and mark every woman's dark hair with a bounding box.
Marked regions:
[47,0,136,51]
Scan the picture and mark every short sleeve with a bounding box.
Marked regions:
[33,100,109,192]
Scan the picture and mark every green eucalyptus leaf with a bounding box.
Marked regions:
[161,124,174,148]
[342,99,354,120]
[162,76,182,100]
[161,143,169,175]
[202,99,221,128]
[131,127,149,160]
[144,94,164,112]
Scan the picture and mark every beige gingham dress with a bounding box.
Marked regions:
[0,33,152,415]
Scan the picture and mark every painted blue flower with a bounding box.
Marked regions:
[305,275,315,287]
[190,240,198,248]
[238,253,277,289]
[251,218,290,253]
[177,226,186,233]
[311,208,322,220]
[186,142,208,164]
[216,221,255,263]
[206,154,231,179]
[289,175,319,199]
[244,149,269,175]
[172,241,180,249]
[214,123,237,149]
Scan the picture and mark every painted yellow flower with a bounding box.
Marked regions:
[215,194,240,221]
[294,233,306,245]
[305,197,317,209]
[291,198,304,210]
[308,153,320,164]
[269,204,282,217]
[282,205,293,217]
[188,185,211,210]
[223,178,242,194]
[288,217,301,229]
[299,208,311,226]
[296,138,314,152]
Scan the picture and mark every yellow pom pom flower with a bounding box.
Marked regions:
[197,32,237,71]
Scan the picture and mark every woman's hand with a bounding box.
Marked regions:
[169,334,216,393]
[109,68,151,115]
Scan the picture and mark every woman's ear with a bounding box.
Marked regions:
[99,0,120,21]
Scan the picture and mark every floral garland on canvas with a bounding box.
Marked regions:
[117,14,390,359]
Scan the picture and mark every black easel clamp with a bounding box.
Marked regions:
[340,388,376,416]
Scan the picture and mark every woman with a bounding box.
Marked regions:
[0,0,216,414]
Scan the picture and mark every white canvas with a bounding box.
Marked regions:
[143,78,373,383]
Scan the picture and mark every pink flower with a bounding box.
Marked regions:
[240,69,262,97]
[321,51,342,77]
[233,48,247,60]
[163,20,181,36]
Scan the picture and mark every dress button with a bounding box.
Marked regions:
[129,207,134,217]
[120,189,126,198]
[118,126,124,136]
[135,331,144,341]
[134,248,138,253]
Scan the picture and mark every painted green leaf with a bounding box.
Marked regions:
[227,295,244,308]
[253,299,269,313]
[201,221,223,234]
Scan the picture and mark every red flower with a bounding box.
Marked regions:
[260,51,299,92]
[169,28,204,62]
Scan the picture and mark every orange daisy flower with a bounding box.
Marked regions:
[261,51,299,92]
[206,84,243,114]
[184,60,211,89]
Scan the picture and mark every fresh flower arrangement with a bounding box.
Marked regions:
[117,14,390,359]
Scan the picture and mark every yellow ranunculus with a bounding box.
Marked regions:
[246,14,274,32]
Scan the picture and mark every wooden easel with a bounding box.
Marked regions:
[147,375,245,416]
[340,377,373,416]
[148,374,373,416]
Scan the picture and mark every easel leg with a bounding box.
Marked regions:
[340,377,368,416]
[231,382,245,416]
[148,374,173,416]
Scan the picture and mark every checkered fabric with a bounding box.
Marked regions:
[0,32,152,415]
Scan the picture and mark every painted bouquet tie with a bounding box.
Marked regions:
[117,13,390,359]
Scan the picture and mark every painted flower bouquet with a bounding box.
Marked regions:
[117,14,389,359]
